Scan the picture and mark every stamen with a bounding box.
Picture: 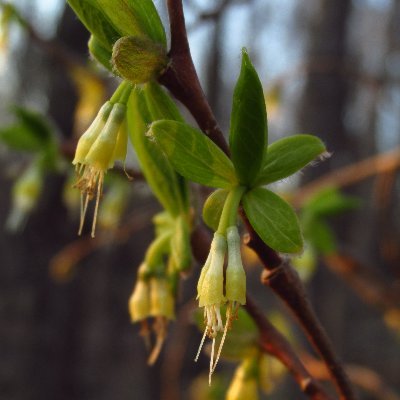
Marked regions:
[195,327,208,362]
[212,304,231,374]
[209,337,215,386]
[91,170,104,238]
[78,193,89,236]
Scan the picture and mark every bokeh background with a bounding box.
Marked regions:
[0,0,399,399]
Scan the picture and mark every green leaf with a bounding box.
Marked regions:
[148,120,238,189]
[67,0,119,49]
[229,48,267,185]
[305,218,336,255]
[243,187,303,253]
[303,187,360,218]
[254,134,327,186]
[143,82,189,211]
[96,0,166,46]
[127,88,183,216]
[88,35,113,70]
[202,189,229,231]
[0,107,53,152]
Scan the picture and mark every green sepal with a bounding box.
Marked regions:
[67,0,119,50]
[127,87,183,216]
[229,48,267,185]
[254,134,327,186]
[202,189,229,232]
[148,120,238,189]
[243,187,303,253]
[96,0,166,47]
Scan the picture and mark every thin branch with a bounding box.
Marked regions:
[323,253,400,316]
[245,297,335,400]
[162,1,357,398]
[159,0,230,155]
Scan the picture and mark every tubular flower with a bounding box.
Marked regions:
[72,83,132,237]
[195,226,247,385]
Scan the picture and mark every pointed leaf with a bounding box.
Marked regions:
[255,135,327,186]
[202,189,229,231]
[243,188,303,253]
[67,0,119,49]
[127,88,183,216]
[148,120,238,188]
[143,82,189,211]
[229,48,267,185]
[97,0,166,46]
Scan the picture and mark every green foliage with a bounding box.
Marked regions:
[127,86,185,216]
[88,35,113,70]
[300,187,360,255]
[303,186,360,217]
[148,120,238,189]
[96,0,166,46]
[202,189,229,231]
[67,0,166,58]
[67,0,119,49]
[254,135,327,186]
[243,188,303,253]
[229,49,267,185]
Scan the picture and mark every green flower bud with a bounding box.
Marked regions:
[112,36,168,84]
[225,226,246,305]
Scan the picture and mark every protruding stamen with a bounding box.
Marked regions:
[212,304,232,374]
[91,170,104,237]
[209,337,216,386]
[195,327,208,362]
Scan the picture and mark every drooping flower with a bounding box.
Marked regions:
[72,82,132,237]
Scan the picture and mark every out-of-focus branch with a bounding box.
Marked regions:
[294,147,400,207]
[49,204,155,282]
[302,353,400,400]
[323,253,400,316]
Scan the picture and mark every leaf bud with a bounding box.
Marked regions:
[112,36,168,84]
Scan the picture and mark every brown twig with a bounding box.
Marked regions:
[161,1,357,398]
[245,297,335,400]
[323,253,400,316]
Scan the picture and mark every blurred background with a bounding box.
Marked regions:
[0,0,399,399]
